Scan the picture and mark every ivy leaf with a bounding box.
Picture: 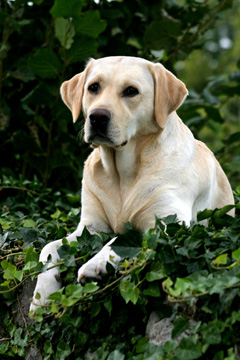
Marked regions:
[107,350,125,360]
[11,328,28,348]
[146,261,166,282]
[84,282,99,294]
[172,317,189,339]
[56,340,71,360]
[213,205,235,219]
[28,49,63,79]
[25,246,39,263]
[175,338,202,360]
[23,261,38,271]
[50,0,83,18]
[111,230,142,259]
[1,260,8,270]
[0,342,9,355]
[127,286,139,305]
[51,208,61,219]
[23,219,36,228]
[22,228,38,243]
[66,193,81,205]
[62,297,79,307]
[65,37,98,65]
[3,262,16,280]
[197,209,213,222]
[120,280,139,304]
[144,19,181,50]
[14,270,23,282]
[103,296,112,315]
[58,244,71,259]
[0,232,8,247]
[73,11,107,38]
[64,255,75,267]
[65,284,84,298]
[200,321,225,345]
[232,248,240,261]
[212,254,228,266]
[55,18,75,49]
[51,302,59,313]
[48,288,64,301]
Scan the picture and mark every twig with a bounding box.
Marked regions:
[235,344,240,360]
[0,251,25,259]
[0,337,11,342]
[17,294,31,337]
[0,185,39,195]
[164,0,229,64]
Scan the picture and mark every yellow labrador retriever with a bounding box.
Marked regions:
[30,56,234,311]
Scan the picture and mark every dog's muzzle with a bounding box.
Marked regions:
[87,108,128,148]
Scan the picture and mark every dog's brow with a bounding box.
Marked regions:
[87,73,104,85]
[121,80,141,91]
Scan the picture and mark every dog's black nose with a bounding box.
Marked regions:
[89,108,111,134]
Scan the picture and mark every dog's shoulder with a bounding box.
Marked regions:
[84,148,102,176]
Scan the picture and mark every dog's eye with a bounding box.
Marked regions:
[123,86,139,97]
[88,83,100,94]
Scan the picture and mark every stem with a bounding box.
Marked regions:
[0,185,39,195]
[0,251,25,258]
[0,255,85,294]
[163,282,240,302]
[0,337,11,342]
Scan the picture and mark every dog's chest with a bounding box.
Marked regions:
[104,191,140,233]
[87,147,162,233]
[95,171,156,233]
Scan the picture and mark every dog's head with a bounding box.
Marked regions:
[61,56,188,149]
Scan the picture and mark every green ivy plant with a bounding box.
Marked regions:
[1,0,239,190]
[0,179,240,359]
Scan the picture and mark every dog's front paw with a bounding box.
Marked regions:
[78,256,108,283]
[29,270,62,315]
[78,239,120,283]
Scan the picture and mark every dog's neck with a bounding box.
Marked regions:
[100,138,138,183]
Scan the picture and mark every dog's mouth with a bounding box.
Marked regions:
[88,135,128,149]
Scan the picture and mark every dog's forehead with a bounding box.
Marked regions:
[87,56,152,83]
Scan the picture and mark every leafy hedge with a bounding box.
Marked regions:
[1,0,240,190]
[0,179,240,359]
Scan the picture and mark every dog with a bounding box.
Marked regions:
[30,56,234,312]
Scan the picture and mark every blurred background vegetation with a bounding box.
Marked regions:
[0,0,239,198]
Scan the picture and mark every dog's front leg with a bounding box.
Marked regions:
[30,239,63,313]
[30,225,86,313]
[78,237,121,282]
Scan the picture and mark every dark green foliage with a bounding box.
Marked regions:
[0,182,240,359]
[1,0,239,190]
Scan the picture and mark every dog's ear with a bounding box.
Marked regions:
[60,60,93,122]
[150,63,188,128]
